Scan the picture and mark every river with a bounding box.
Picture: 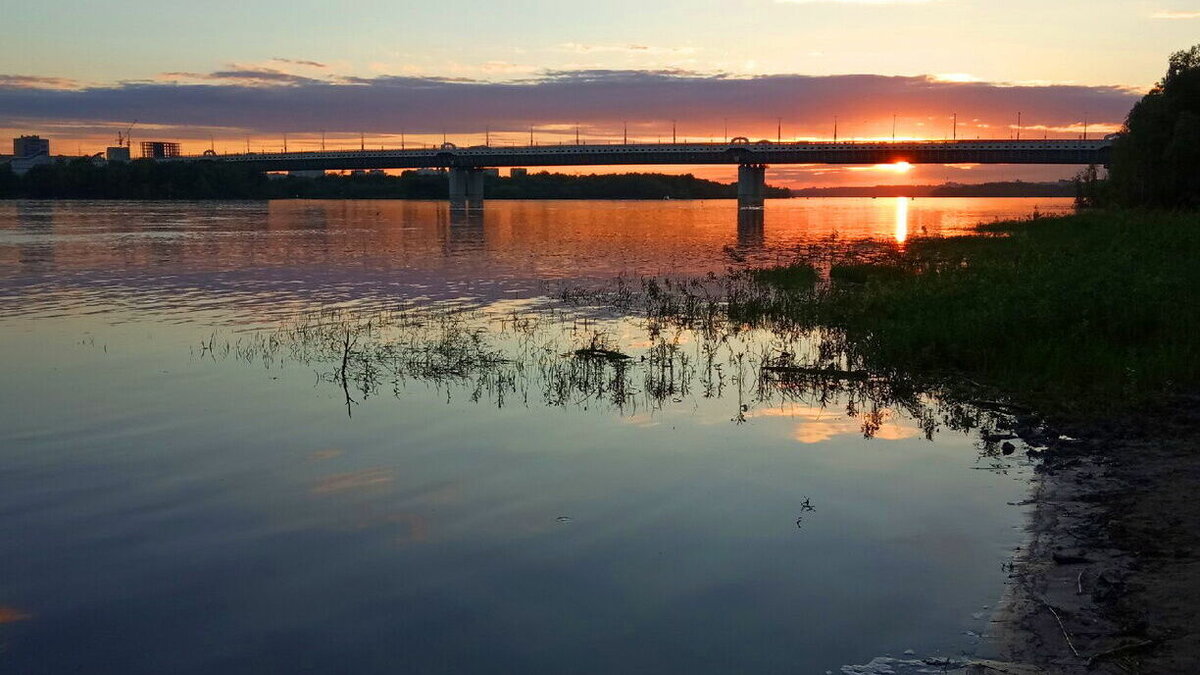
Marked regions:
[0,198,1071,674]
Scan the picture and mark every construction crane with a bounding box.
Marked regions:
[116,120,137,148]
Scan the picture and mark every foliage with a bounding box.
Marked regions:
[0,160,789,201]
[751,211,1200,417]
[1107,44,1200,207]
[0,163,18,198]
[748,264,818,289]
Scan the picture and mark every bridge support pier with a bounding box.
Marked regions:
[737,164,766,208]
[449,167,486,210]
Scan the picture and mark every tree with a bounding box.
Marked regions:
[1108,44,1200,207]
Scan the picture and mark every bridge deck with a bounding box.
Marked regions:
[175,139,1112,171]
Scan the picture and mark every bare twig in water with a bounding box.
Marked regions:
[1086,639,1158,668]
[1040,599,1081,659]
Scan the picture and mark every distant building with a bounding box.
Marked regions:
[509,167,528,178]
[288,170,325,178]
[141,141,181,159]
[481,168,501,178]
[13,135,50,158]
[413,168,446,176]
[106,146,131,162]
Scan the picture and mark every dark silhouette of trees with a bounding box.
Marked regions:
[0,161,788,201]
[1107,44,1200,207]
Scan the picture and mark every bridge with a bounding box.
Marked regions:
[176,138,1112,208]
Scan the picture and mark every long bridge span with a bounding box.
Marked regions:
[175,138,1112,208]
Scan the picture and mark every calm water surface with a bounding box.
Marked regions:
[0,199,1064,674]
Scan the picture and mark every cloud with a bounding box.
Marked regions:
[933,73,981,83]
[271,57,328,68]
[161,65,324,86]
[0,74,80,90]
[1150,10,1200,18]
[0,68,1139,144]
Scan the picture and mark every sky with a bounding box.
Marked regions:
[2,0,1197,186]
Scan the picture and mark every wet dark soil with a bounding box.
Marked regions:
[979,397,1200,673]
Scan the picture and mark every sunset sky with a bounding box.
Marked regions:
[3,0,1197,186]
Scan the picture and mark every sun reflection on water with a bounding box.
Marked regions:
[895,196,909,244]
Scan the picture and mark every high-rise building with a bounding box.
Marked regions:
[141,141,181,159]
[13,135,50,158]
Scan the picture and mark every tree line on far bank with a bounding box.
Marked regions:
[0,161,789,201]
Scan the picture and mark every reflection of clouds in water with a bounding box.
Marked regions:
[314,479,464,544]
[308,449,345,461]
[311,468,394,494]
[0,606,31,623]
[749,406,922,444]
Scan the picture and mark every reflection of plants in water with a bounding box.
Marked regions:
[207,302,1019,446]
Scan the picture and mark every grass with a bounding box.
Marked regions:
[755,210,1200,417]
[750,264,820,290]
[829,263,911,285]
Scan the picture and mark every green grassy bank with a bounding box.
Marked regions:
[752,210,1200,417]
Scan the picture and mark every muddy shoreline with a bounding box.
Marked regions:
[967,401,1200,673]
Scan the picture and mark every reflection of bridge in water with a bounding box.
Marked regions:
[177,139,1112,209]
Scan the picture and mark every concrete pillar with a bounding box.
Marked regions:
[449,167,486,209]
[737,164,766,208]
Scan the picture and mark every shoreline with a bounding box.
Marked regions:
[960,405,1200,674]
[730,209,1199,673]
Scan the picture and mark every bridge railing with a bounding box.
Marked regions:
[173,138,1113,162]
